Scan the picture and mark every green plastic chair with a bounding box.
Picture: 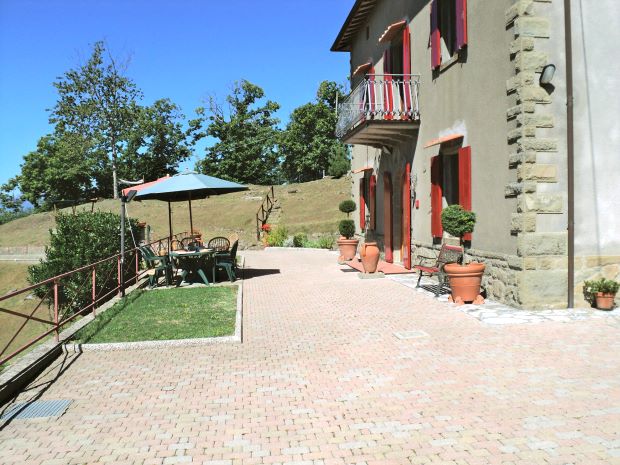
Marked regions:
[140,245,173,288]
[213,240,238,283]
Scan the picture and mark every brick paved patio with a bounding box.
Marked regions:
[1,249,619,465]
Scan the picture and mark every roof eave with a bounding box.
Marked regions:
[330,0,377,52]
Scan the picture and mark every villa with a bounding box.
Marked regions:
[331,0,620,309]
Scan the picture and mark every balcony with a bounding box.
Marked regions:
[336,74,421,147]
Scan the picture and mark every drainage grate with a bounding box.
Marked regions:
[1,399,72,420]
[394,330,429,340]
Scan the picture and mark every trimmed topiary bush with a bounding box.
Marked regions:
[339,219,355,239]
[441,205,476,241]
[339,200,356,217]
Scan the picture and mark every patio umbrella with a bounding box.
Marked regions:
[134,171,248,247]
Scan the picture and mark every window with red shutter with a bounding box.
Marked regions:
[431,0,467,70]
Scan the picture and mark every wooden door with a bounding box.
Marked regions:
[384,172,393,263]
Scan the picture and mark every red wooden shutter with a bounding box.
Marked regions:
[430,155,443,238]
[458,146,472,241]
[402,25,412,116]
[456,0,468,50]
[383,50,393,120]
[359,177,366,231]
[402,163,411,269]
[430,0,441,69]
[367,66,376,115]
[384,172,393,263]
[369,174,376,230]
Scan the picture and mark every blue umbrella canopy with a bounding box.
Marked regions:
[134,171,247,202]
[133,171,248,244]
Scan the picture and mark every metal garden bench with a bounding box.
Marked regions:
[413,244,463,296]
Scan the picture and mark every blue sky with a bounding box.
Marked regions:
[0,0,353,190]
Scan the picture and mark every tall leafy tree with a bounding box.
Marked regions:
[280,81,349,182]
[194,80,280,185]
[49,41,142,198]
[120,98,192,182]
[4,133,98,210]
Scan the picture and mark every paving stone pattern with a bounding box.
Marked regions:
[1,249,619,465]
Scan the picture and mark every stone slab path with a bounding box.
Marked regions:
[1,249,619,465]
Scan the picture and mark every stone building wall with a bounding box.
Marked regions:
[505,0,568,309]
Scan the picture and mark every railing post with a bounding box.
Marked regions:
[135,250,139,284]
[53,280,59,342]
[92,266,96,317]
[117,256,122,297]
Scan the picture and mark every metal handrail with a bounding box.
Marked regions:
[256,186,275,239]
[0,232,185,367]
[336,74,421,138]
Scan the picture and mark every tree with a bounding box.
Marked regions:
[4,133,97,210]
[280,81,349,182]
[194,80,281,185]
[49,41,142,198]
[120,98,192,182]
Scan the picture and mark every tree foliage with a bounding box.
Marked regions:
[49,41,143,198]
[280,81,349,182]
[3,42,191,210]
[7,133,98,210]
[120,98,191,183]
[194,80,280,185]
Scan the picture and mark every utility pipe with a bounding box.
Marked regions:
[564,0,575,308]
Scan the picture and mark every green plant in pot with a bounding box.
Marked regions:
[583,278,619,310]
[441,205,485,305]
[337,200,359,263]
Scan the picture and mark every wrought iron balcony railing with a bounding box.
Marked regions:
[336,74,421,139]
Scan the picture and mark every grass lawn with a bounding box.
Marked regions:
[0,177,349,248]
[73,286,237,344]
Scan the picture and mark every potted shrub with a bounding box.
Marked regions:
[583,278,619,310]
[441,205,485,305]
[337,200,359,262]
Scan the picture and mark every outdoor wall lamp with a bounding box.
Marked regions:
[540,64,556,85]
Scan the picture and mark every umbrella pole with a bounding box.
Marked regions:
[188,192,194,236]
[168,201,173,252]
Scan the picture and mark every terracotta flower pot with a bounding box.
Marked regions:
[595,292,616,310]
[337,237,359,262]
[444,262,486,304]
[360,242,380,273]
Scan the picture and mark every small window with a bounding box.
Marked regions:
[438,0,457,61]
[430,0,467,70]
[442,153,459,206]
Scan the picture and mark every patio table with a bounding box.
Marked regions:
[169,248,215,286]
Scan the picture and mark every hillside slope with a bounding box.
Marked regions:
[0,177,351,249]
